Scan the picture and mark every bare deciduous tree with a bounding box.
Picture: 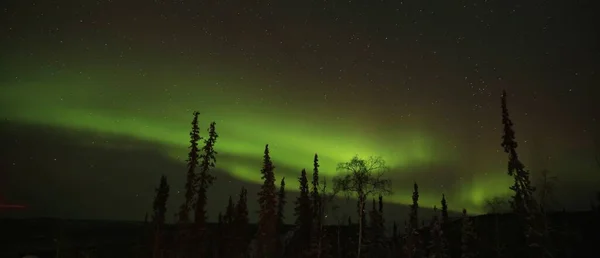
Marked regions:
[484,196,510,214]
[594,138,600,208]
[536,169,559,212]
[594,138,600,169]
[311,177,339,258]
[333,155,392,258]
[484,196,510,258]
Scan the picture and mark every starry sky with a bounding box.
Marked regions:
[1,0,599,223]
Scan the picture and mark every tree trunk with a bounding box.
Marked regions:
[357,197,365,258]
[153,228,161,258]
[494,214,502,258]
[337,222,342,258]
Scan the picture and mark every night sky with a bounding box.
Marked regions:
[1,0,599,223]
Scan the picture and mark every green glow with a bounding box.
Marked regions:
[2,63,523,215]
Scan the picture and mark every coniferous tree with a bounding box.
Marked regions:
[427,206,448,258]
[310,154,328,258]
[312,153,321,221]
[404,182,423,258]
[224,195,235,224]
[391,221,399,256]
[501,90,548,258]
[194,121,218,225]
[194,121,218,257]
[294,169,312,257]
[178,111,202,223]
[229,187,249,258]
[310,177,337,258]
[460,209,478,258]
[221,195,236,258]
[214,212,224,258]
[377,195,385,232]
[152,175,170,258]
[440,194,449,225]
[501,91,534,214]
[368,195,386,258]
[277,177,287,230]
[256,144,278,258]
[277,177,286,257]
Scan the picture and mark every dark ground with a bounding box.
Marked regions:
[1,210,599,258]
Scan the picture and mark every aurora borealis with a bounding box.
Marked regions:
[1,0,599,221]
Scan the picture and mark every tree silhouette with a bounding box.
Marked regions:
[233,187,250,258]
[221,195,236,258]
[178,111,202,223]
[224,195,235,225]
[484,196,508,258]
[310,177,339,258]
[311,154,322,255]
[536,169,559,212]
[152,175,169,258]
[312,153,321,222]
[333,155,392,258]
[595,138,600,209]
[221,195,238,257]
[277,177,286,257]
[214,212,224,258]
[368,195,386,258]
[277,177,286,230]
[294,169,312,257]
[441,194,449,225]
[460,209,478,258]
[427,206,448,258]
[194,121,218,256]
[194,121,218,225]
[404,182,423,258]
[501,90,549,258]
[256,144,278,258]
[390,220,400,255]
[501,91,536,214]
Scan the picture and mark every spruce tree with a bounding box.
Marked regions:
[277,177,287,230]
[368,195,386,258]
[460,209,478,258]
[223,194,236,258]
[277,177,287,257]
[311,153,321,221]
[501,90,548,258]
[194,121,218,225]
[404,182,423,258]
[294,169,312,256]
[391,221,399,255]
[224,195,235,224]
[441,194,449,225]
[310,154,323,258]
[427,206,448,258]
[178,111,202,223]
[233,187,250,258]
[152,175,170,258]
[215,212,224,258]
[256,144,278,258]
[194,121,218,257]
[501,91,532,214]
[377,195,385,239]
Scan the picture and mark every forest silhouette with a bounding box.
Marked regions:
[140,90,600,258]
[4,91,599,258]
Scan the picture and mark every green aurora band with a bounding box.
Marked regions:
[0,64,519,214]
